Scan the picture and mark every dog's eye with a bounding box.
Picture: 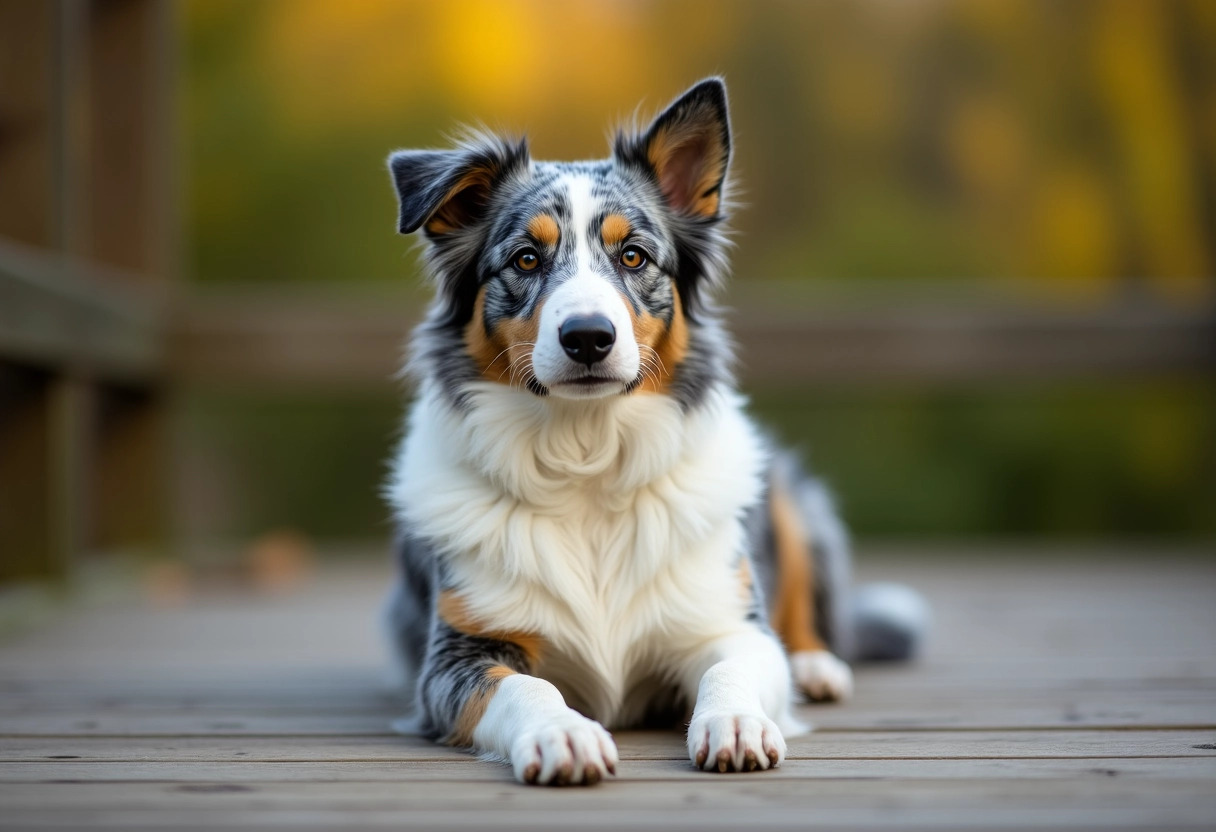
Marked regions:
[513,249,540,273]
[620,247,647,270]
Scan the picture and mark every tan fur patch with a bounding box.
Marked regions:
[737,557,754,606]
[627,284,690,394]
[424,167,496,235]
[527,214,560,247]
[446,664,516,747]
[437,590,546,668]
[600,213,632,247]
[464,286,541,386]
[646,126,727,218]
[770,479,826,654]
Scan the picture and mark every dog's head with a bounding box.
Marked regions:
[389,79,732,405]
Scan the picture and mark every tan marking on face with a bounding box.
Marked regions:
[600,213,632,248]
[446,664,516,747]
[770,479,826,654]
[437,590,546,668]
[625,284,689,395]
[646,125,728,218]
[464,286,542,387]
[527,214,560,247]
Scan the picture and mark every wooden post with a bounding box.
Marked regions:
[0,367,53,581]
[0,0,174,582]
[48,373,92,574]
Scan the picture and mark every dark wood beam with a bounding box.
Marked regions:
[0,238,168,384]
[172,285,1216,389]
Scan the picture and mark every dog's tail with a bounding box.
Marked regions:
[849,582,930,662]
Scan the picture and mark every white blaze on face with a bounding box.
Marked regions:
[531,175,640,399]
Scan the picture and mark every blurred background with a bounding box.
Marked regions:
[1,0,1213,592]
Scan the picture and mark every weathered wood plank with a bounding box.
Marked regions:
[3,757,1216,784]
[0,555,1212,830]
[3,660,1213,710]
[2,730,1214,764]
[0,778,1212,831]
[1,668,1211,715]
[1,689,1211,736]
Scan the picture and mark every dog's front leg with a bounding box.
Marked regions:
[680,627,800,772]
[418,624,617,785]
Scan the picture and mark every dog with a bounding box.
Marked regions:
[383,78,925,785]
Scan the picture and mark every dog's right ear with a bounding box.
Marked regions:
[388,136,528,237]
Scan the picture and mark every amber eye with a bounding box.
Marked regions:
[620,247,647,270]
[513,249,540,272]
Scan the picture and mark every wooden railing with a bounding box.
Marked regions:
[0,238,172,585]
[0,0,174,583]
[173,283,1216,388]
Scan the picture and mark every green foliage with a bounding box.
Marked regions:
[180,382,1214,543]
[752,381,1216,539]
[180,387,402,541]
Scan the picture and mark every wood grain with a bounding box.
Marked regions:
[0,553,1212,830]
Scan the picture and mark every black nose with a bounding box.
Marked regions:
[559,315,616,366]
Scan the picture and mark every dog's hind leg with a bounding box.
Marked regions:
[766,459,855,702]
[776,457,928,668]
[383,532,433,694]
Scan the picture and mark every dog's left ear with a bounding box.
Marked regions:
[615,78,731,220]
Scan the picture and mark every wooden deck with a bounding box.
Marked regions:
[1,552,1214,830]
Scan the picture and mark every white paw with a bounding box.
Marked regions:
[791,649,854,702]
[510,714,618,786]
[687,710,786,772]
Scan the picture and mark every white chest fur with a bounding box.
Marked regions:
[387,382,767,726]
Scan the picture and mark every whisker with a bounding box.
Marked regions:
[521,355,539,390]
[639,344,668,378]
[495,342,537,384]
[638,349,664,382]
[509,347,537,387]
[486,345,516,372]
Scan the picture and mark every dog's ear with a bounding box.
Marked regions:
[388,136,528,237]
[615,78,731,219]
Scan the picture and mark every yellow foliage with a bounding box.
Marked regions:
[262,0,441,131]
[240,0,733,147]
[947,96,1027,202]
[1091,0,1210,292]
[1028,164,1116,286]
[818,45,900,140]
[186,0,1216,295]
